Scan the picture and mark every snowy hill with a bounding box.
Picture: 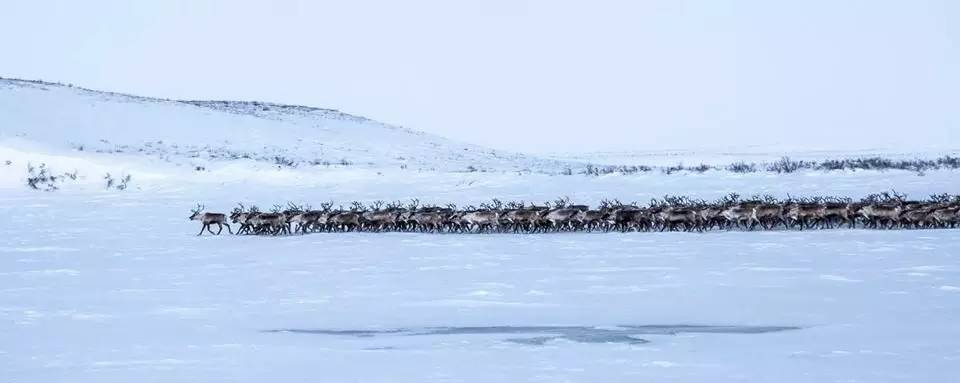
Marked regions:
[2,76,958,197]
[0,77,563,185]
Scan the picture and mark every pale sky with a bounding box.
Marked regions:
[2,0,958,153]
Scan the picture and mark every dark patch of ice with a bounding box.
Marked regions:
[264,325,800,346]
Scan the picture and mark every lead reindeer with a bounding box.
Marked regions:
[189,204,232,236]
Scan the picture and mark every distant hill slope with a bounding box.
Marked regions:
[0,77,561,172]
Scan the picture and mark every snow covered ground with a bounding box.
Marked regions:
[3,78,960,382]
[3,180,960,382]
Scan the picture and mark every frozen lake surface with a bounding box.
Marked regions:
[3,193,960,382]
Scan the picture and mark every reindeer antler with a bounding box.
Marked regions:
[286,201,304,212]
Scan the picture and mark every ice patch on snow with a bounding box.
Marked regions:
[819,274,863,283]
[266,325,800,346]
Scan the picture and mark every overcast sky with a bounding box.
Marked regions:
[2,0,957,153]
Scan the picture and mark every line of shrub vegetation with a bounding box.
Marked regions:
[575,155,960,176]
[25,163,133,191]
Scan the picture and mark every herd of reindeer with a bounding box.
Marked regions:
[187,192,960,236]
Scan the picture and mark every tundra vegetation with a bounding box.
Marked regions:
[579,156,960,176]
[60,135,960,174]
[190,192,960,235]
[25,163,78,191]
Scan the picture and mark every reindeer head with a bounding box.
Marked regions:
[320,201,334,212]
[230,203,245,219]
[386,200,403,211]
[189,204,204,220]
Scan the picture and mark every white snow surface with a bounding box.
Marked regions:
[2,78,960,382]
[3,190,960,382]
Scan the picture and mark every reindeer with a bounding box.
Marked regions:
[329,211,362,232]
[785,203,823,230]
[721,203,754,230]
[695,205,725,231]
[250,212,288,235]
[859,204,902,229]
[541,208,581,232]
[820,202,855,229]
[608,207,649,232]
[930,207,959,228]
[749,203,784,230]
[189,204,232,236]
[410,210,446,233]
[289,210,327,234]
[656,207,699,232]
[502,208,542,233]
[362,208,402,232]
[204,191,959,236]
[577,209,611,232]
[230,204,258,235]
[460,210,500,233]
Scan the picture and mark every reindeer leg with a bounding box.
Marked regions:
[197,223,207,236]
[207,224,217,235]
[223,223,233,234]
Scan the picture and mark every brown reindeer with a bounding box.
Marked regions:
[859,204,902,229]
[249,212,288,235]
[289,210,327,234]
[362,209,401,232]
[460,210,500,233]
[930,207,959,228]
[542,208,581,232]
[502,208,542,233]
[785,203,823,230]
[329,211,362,232]
[696,206,725,231]
[577,209,610,232]
[821,202,855,229]
[750,204,784,230]
[721,204,754,229]
[657,207,699,232]
[189,204,232,236]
